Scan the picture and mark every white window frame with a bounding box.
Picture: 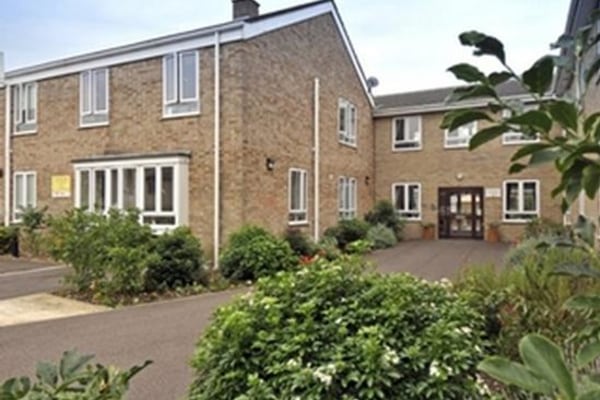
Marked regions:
[162,50,200,117]
[13,171,37,222]
[338,98,357,147]
[392,115,422,151]
[391,182,421,221]
[338,176,357,220]
[12,82,38,135]
[502,180,540,223]
[444,121,477,149]
[502,108,540,145]
[73,156,189,232]
[80,68,110,127]
[288,168,308,225]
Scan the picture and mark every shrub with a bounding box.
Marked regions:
[367,223,398,249]
[345,239,374,255]
[18,206,48,257]
[524,217,571,240]
[0,225,19,256]
[47,209,155,299]
[314,236,342,261]
[283,228,316,257]
[145,227,206,292]
[323,218,370,250]
[220,226,297,281]
[365,200,405,240]
[1,349,150,400]
[188,258,490,399]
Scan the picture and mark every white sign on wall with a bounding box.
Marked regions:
[485,188,501,198]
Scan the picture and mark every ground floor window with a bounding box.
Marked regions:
[289,168,308,225]
[503,180,539,222]
[392,182,421,220]
[74,154,189,231]
[338,176,357,220]
[13,171,36,222]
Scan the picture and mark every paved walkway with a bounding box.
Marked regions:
[0,258,67,300]
[369,239,509,280]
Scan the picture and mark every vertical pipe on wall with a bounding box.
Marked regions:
[313,78,320,241]
[213,31,221,269]
[3,83,10,226]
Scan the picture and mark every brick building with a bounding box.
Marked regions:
[0,0,566,261]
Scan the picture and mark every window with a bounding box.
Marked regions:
[393,116,421,150]
[80,68,109,126]
[444,121,477,148]
[13,171,36,221]
[392,183,421,220]
[163,51,199,117]
[503,180,539,222]
[11,82,37,134]
[289,169,308,224]
[338,176,357,220]
[74,155,189,231]
[502,108,540,144]
[338,98,357,146]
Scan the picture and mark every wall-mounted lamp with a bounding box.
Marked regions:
[364,176,370,186]
[266,157,276,171]
[456,173,464,181]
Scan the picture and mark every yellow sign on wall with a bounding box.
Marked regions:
[51,175,71,198]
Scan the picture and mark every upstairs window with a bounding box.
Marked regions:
[392,182,421,220]
[13,171,36,222]
[12,82,37,134]
[338,176,357,220]
[393,116,421,150]
[163,51,199,117]
[503,180,539,222]
[80,68,109,127]
[444,121,477,148]
[338,99,357,146]
[502,108,540,145]
[289,168,308,225]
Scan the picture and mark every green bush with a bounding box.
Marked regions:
[314,236,342,261]
[220,226,297,281]
[283,228,316,257]
[1,349,150,400]
[47,209,155,299]
[145,227,207,292]
[323,218,370,250]
[367,223,398,249]
[188,257,490,399]
[524,217,571,240]
[455,244,600,364]
[0,225,19,256]
[345,239,374,255]
[18,206,48,257]
[365,200,405,240]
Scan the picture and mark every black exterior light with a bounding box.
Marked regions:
[266,157,276,171]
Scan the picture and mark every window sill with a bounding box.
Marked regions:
[392,146,422,152]
[502,218,539,224]
[444,144,469,150]
[12,130,38,136]
[162,111,201,120]
[339,141,357,149]
[502,140,540,146]
[288,221,309,227]
[79,122,110,129]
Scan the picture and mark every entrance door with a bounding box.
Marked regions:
[438,187,484,239]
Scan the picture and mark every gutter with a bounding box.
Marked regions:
[213,31,221,270]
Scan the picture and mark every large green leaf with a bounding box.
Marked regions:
[584,112,600,138]
[507,110,553,133]
[547,100,579,132]
[582,165,600,198]
[519,334,576,400]
[35,361,58,387]
[446,84,498,103]
[585,57,600,85]
[488,71,513,86]
[522,56,554,95]
[478,357,553,394]
[511,143,555,162]
[440,109,492,131]
[529,148,561,166]
[469,125,509,150]
[509,163,527,174]
[564,295,600,311]
[577,340,600,368]
[0,377,30,400]
[573,215,597,247]
[59,350,95,380]
[447,63,487,83]
[459,31,506,64]
[554,264,600,279]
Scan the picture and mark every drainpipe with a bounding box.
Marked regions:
[313,78,320,241]
[213,31,221,269]
[1,53,9,226]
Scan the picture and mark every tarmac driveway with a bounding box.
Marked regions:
[369,239,509,280]
[0,258,67,300]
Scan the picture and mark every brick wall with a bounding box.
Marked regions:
[374,112,563,242]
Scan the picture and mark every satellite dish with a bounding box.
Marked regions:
[367,76,379,92]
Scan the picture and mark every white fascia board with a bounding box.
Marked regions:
[373,94,551,118]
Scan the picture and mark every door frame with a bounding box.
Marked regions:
[438,187,484,240]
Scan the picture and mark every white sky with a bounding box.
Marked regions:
[0,0,571,95]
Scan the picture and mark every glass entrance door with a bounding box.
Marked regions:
[438,187,484,239]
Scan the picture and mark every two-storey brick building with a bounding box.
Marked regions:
[0,0,567,260]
